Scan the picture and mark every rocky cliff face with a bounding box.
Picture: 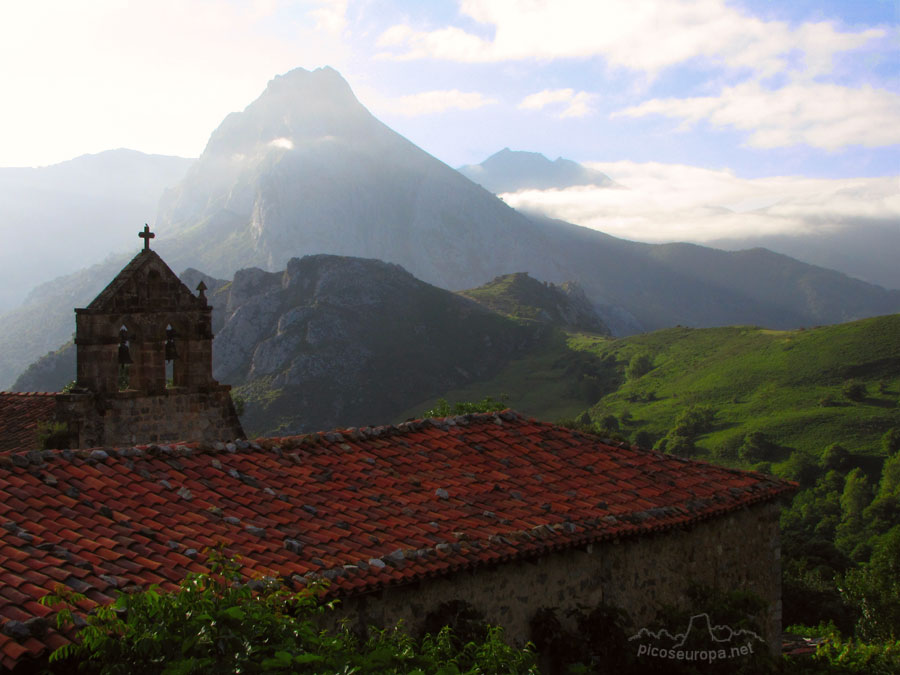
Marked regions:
[208,255,538,434]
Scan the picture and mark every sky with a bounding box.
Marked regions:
[1,0,898,247]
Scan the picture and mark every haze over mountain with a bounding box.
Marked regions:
[706,225,900,292]
[0,150,193,312]
[457,148,617,194]
[484,154,900,291]
[1,66,898,390]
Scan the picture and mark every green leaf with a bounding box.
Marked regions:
[222,606,246,621]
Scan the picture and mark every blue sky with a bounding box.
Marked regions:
[0,1,897,250]
[1,0,896,175]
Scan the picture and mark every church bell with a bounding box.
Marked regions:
[118,327,133,365]
[165,326,179,361]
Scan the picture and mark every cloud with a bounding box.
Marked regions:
[376,0,884,77]
[0,0,354,166]
[500,161,900,244]
[519,89,596,118]
[269,137,294,149]
[309,0,348,35]
[374,89,498,115]
[614,81,900,150]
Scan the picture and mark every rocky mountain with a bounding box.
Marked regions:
[460,272,609,334]
[2,66,899,389]
[0,149,193,312]
[213,255,545,434]
[457,148,617,193]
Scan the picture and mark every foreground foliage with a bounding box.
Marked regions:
[784,630,900,674]
[40,550,537,675]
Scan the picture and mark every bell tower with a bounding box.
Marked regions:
[60,226,244,447]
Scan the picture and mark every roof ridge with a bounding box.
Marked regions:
[0,409,529,466]
[0,391,59,397]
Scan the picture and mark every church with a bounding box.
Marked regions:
[0,230,795,672]
[0,225,244,453]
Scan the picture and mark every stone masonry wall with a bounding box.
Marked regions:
[336,500,784,658]
[56,388,244,447]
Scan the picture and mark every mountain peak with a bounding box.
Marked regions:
[262,66,354,101]
[461,272,609,334]
[200,66,373,158]
[459,148,615,193]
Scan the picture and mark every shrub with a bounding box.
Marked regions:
[37,420,70,450]
[843,380,867,402]
[424,395,509,418]
[40,549,538,674]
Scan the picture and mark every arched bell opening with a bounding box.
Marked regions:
[165,324,178,387]
[117,324,132,391]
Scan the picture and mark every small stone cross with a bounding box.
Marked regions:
[139,224,155,250]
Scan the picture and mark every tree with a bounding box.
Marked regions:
[670,406,716,438]
[600,414,619,431]
[840,468,872,521]
[839,525,900,641]
[625,353,653,380]
[879,452,900,498]
[738,431,777,464]
[821,443,851,472]
[883,428,900,456]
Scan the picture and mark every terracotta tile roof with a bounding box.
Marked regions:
[0,393,58,455]
[0,410,796,670]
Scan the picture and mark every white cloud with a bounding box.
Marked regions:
[269,137,294,149]
[376,0,884,77]
[501,161,900,244]
[309,0,348,35]
[0,0,353,166]
[615,81,900,150]
[519,89,596,118]
[374,89,498,115]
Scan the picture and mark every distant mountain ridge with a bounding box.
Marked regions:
[0,149,193,312]
[458,148,617,193]
[1,66,898,389]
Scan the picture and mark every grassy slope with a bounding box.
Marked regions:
[408,314,900,464]
[396,329,617,423]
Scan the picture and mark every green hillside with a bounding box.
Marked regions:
[413,314,900,461]
[578,316,900,459]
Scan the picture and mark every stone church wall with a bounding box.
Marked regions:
[336,500,783,657]
[56,388,243,447]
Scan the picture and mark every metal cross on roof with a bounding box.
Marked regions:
[139,224,155,250]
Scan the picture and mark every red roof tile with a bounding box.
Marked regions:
[0,410,796,670]
[0,392,58,454]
